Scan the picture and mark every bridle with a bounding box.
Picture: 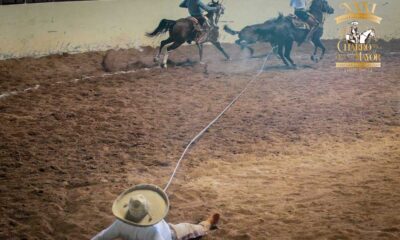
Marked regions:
[310,0,332,24]
[210,0,224,24]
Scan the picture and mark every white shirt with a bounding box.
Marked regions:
[290,0,306,9]
[92,219,172,240]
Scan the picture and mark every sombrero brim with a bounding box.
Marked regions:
[112,184,169,227]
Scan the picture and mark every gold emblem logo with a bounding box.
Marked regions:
[335,2,382,24]
[335,1,383,68]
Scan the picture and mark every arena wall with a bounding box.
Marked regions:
[0,0,398,59]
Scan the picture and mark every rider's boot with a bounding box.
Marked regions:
[196,23,210,44]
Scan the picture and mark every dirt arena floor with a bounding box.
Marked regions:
[0,40,399,240]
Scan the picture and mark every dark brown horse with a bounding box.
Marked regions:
[147,0,230,68]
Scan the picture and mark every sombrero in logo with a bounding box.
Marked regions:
[112,184,169,227]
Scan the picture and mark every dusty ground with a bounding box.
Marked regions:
[0,41,399,240]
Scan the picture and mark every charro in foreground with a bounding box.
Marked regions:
[91,184,220,240]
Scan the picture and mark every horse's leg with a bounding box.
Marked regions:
[278,44,290,66]
[235,39,254,58]
[212,41,231,60]
[160,43,170,68]
[284,41,296,67]
[311,29,324,62]
[235,39,243,47]
[247,46,255,58]
[161,41,184,68]
[311,38,318,62]
[241,44,253,58]
[156,38,174,62]
[313,37,326,60]
[196,43,204,63]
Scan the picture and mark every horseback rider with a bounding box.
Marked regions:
[349,21,359,43]
[179,0,221,42]
[290,0,319,43]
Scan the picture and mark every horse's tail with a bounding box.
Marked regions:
[223,25,239,35]
[146,19,176,37]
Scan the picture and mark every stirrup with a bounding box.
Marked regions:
[196,34,208,44]
[195,30,208,43]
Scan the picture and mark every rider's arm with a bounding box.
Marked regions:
[198,0,218,12]
[179,0,188,8]
[91,221,120,240]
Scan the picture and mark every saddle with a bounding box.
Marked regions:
[187,16,202,31]
[186,16,210,43]
[287,14,310,30]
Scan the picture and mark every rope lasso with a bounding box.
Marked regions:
[163,46,277,192]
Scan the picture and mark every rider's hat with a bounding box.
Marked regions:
[112,184,169,227]
[351,21,359,26]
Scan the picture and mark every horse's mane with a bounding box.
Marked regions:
[264,13,284,24]
[309,0,318,9]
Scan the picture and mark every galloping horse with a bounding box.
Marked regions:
[245,0,334,67]
[147,0,230,68]
[359,29,376,43]
[223,17,279,57]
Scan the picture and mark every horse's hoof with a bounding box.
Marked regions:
[225,57,232,61]
[161,64,168,69]
[311,55,319,63]
[199,61,206,65]
[153,57,160,63]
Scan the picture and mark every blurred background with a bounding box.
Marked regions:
[0,0,399,59]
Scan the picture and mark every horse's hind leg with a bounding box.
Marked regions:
[236,40,253,58]
[242,45,254,58]
[161,41,184,68]
[247,46,255,58]
[212,41,231,60]
[155,38,174,62]
[284,41,296,67]
[196,43,204,63]
[278,44,290,67]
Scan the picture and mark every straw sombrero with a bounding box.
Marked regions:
[112,184,169,227]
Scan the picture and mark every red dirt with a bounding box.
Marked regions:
[0,41,399,240]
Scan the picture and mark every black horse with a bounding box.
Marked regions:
[259,0,334,67]
[224,16,281,57]
[147,0,230,68]
[225,0,334,67]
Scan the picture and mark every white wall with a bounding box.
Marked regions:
[0,0,398,59]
